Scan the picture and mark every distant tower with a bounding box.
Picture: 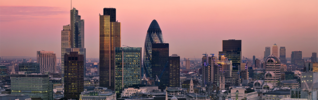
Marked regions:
[185,58,190,70]
[37,51,56,74]
[264,47,271,60]
[279,47,287,64]
[189,78,194,93]
[169,54,180,87]
[312,52,317,63]
[272,44,278,57]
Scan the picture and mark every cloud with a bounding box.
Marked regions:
[0,6,68,22]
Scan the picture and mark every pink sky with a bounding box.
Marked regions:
[0,0,317,59]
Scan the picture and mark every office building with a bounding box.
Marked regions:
[0,65,7,80]
[264,47,270,60]
[99,8,121,90]
[253,55,255,66]
[151,43,169,90]
[169,54,180,87]
[37,51,56,73]
[143,20,164,79]
[70,8,84,48]
[255,58,261,68]
[185,58,190,69]
[61,25,71,78]
[280,47,287,64]
[114,47,141,94]
[264,55,281,86]
[219,39,241,71]
[0,94,31,100]
[64,52,84,99]
[312,52,317,63]
[11,73,53,100]
[18,62,40,74]
[65,48,86,75]
[272,44,278,57]
[291,51,303,66]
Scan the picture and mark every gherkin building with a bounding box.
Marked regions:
[142,20,163,78]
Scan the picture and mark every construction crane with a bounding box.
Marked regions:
[303,74,317,100]
[155,61,170,86]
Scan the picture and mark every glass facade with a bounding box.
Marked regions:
[151,43,169,90]
[114,47,141,95]
[99,8,121,90]
[61,25,71,83]
[64,52,84,99]
[70,8,84,48]
[169,55,180,87]
[18,62,40,74]
[219,40,241,71]
[143,20,164,78]
[11,74,53,100]
[0,65,7,80]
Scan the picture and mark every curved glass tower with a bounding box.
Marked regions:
[143,20,163,78]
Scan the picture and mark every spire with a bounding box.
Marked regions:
[189,78,194,93]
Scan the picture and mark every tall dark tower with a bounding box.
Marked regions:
[219,39,241,70]
[279,47,287,64]
[169,54,180,87]
[143,20,164,78]
[99,8,121,90]
[151,43,169,90]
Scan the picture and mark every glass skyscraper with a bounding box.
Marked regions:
[114,47,141,95]
[143,20,164,78]
[219,39,241,71]
[99,8,121,90]
[169,54,180,87]
[151,43,169,90]
[280,47,287,64]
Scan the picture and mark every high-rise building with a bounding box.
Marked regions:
[64,52,84,99]
[11,73,53,100]
[264,55,281,86]
[253,55,255,66]
[114,47,141,94]
[18,62,40,74]
[279,47,287,64]
[65,48,86,75]
[37,51,56,74]
[312,52,317,63]
[70,8,84,48]
[99,8,121,90]
[61,25,71,76]
[272,44,278,57]
[219,39,241,71]
[143,20,164,78]
[291,51,303,66]
[151,43,169,90]
[264,47,271,59]
[169,54,180,87]
[0,65,7,80]
[185,58,190,70]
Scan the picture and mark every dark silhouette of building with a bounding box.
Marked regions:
[18,62,40,74]
[264,47,271,60]
[219,39,241,71]
[312,52,317,63]
[291,51,303,66]
[169,54,180,87]
[64,52,84,99]
[151,43,169,90]
[99,8,121,90]
[143,20,164,78]
[280,47,287,64]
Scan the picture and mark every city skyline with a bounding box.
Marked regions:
[1,0,318,59]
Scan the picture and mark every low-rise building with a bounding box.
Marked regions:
[262,89,290,100]
[79,87,116,100]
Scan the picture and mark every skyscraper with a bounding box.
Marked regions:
[291,51,303,66]
[64,52,84,99]
[151,43,169,90]
[219,39,241,71]
[185,58,190,70]
[279,47,287,64]
[37,51,56,74]
[169,54,180,87]
[114,47,141,94]
[253,55,255,66]
[61,25,71,75]
[312,52,317,63]
[99,8,121,90]
[272,44,278,57]
[264,47,270,59]
[143,20,164,78]
[70,8,84,48]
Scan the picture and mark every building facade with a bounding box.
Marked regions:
[11,73,53,100]
[18,62,40,74]
[272,44,278,57]
[219,39,241,71]
[114,47,142,94]
[143,20,164,79]
[99,8,121,90]
[280,47,287,64]
[312,52,317,63]
[0,65,8,80]
[37,51,56,74]
[169,54,180,87]
[151,43,169,90]
[264,47,270,60]
[264,55,281,86]
[291,51,303,66]
[185,58,190,70]
[64,52,84,99]
[61,25,71,75]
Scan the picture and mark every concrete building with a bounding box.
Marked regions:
[11,73,53,100]
[37,51,56,73]
[114,47,142,95]
[99,8,121,90]
[272,44,278,57]
[79,87,116,100]
[264,55,281,86]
